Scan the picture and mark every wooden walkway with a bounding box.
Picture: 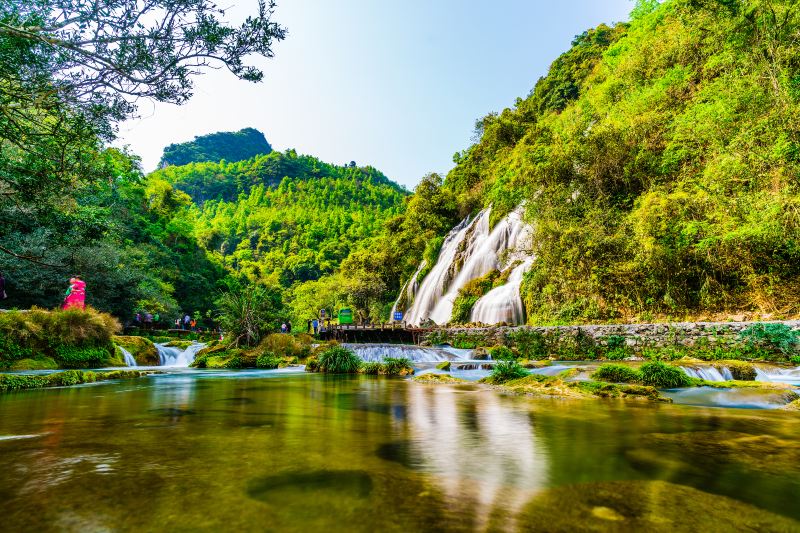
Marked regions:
[318,325,432,344]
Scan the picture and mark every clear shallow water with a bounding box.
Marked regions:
[0,370,799,531]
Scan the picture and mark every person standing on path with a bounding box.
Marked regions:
[0,272,7,300]
[184,314,191,330]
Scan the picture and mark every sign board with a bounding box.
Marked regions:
[393,311,403,321]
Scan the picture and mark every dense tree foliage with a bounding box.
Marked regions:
[438,0,800,323]
[0,0,284,323]
[142,150,409,325]
[159,128,273,167]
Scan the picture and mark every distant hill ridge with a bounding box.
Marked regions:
[159,127,272,167]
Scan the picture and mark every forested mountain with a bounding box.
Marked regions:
[148,151,408,297]
[159,128,272,167]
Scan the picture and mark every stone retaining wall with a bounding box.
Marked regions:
[424,320,800,352]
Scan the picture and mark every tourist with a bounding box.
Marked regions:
[0,272,7,300]
[312,318,319,335]
[153,312,160,326]
[135,312,142,325]
[307,319,312,333]
[144,312,153,331]
[190,318,197,332]
[175,318,181,329]
[281,322,287,334]
[62,276,86,310]
[287,320,292,333]
[183,314,191,330]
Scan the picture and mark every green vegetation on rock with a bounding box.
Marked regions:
[0,370,151,392]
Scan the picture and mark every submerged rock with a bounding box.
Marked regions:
[517,480,799,532]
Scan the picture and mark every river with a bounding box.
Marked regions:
[0,369,798,531]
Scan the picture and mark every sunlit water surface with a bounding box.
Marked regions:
[1,369,799,531]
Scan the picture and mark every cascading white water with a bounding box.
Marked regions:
[403,205,533,326]
[156,343,207,367]
[342,343,472,363]
[403,216,475,326]
[470,258,533,325]
[390,260,427,320]
[119,346,137,367]
[755,365,800,385]
[680,366,727,382]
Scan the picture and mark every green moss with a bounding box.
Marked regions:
[0,369,150,392]
[435,361,451,371]
[506,329,549,359]
[413,373,468,384]
[483,360,530,383]
[164,340,193,350]
[54,345,114,368]
[9,357,58,371]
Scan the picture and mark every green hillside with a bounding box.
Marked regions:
[149,150,408,300]
[441,0,800,323]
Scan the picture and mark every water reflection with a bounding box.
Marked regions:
[0,371,798,531]
[404,385,547,528]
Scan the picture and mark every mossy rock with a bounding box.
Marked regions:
[516,480,798,532]
[413,373,468,384]
[782,399,800,411]
[519,359,551,369]
[714,360,757,380]
[9,357,58,371]
[164,340,194,350]
[113,336,158,366]
[435,361,451,371]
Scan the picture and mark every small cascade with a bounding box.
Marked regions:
[390,260,427,320]
[156,342,207,367]
[119,346,137,367]
[342,343,472,363]
[755,365,800,385]
[680,366,727,382]
[402,205,534,326]
[470,259,533,325]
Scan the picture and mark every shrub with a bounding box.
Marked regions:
[224,356,243,369]
[256,352,282,369]
[360,362,384,375]
[305,357,320,372]
[216,285,283,347]
[489,361,530,383]
[739,323,800,355]
[317,346,361,374]
[592,364,641,383]
[382,357,413,375]
[489,345,516,361]
[259,333,310,358]
[639,361,692,388]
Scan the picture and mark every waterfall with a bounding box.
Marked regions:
[156,342,207,367]
[755,365,800,385]
[342,343,472,363]
[470,259,533,325]
[119,346,137,367]
[403,205,533,326]
[403,215,476,326]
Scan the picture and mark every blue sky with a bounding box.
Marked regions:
[117,0,633,188]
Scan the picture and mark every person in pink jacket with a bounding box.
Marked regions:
[62,276,86,310]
